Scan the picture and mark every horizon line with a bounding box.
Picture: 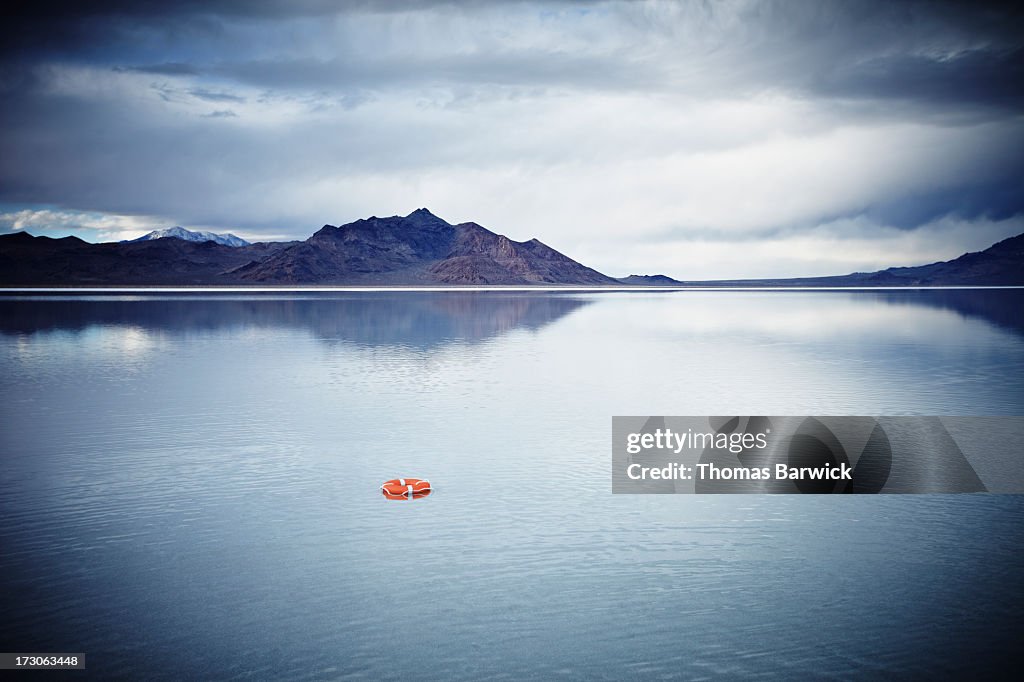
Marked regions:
[3,286,1022,294]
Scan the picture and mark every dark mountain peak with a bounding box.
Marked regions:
[316,210,450,239]
[403,207,450,230]
[2,231,36,243]
[55,235,89,245]
[312,224,338,236]
[1,231,88,246]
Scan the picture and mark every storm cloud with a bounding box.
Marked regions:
[1,0,1022,278]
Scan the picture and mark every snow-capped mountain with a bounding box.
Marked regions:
[129,226,250,247]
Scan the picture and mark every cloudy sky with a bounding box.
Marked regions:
[1,0,1022,278]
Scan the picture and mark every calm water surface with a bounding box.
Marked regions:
[1,290,1023,679]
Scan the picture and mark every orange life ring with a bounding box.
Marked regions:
[381,478,432,500]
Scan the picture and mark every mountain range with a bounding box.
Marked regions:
[0,209,1021,286]
[0,209,614,285]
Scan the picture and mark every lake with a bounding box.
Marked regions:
[1,289,1023,679]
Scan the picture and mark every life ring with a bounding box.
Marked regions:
[381,478,432,500]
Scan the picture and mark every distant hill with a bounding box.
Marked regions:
[847,232,1024,286]
[616,274,684,286]
[0,209,615,286]
[679,233,1024,287]
[128,226,250,247]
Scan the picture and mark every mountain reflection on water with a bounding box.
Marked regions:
[0,288,1022,347]
[0,292,592,349]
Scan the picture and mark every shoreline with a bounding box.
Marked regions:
[1,285,1022,293]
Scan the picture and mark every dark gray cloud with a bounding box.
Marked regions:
[120,62,201,76]
[812,46,1024,110]
[188,87,246,103]
[863,176,1024,230]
